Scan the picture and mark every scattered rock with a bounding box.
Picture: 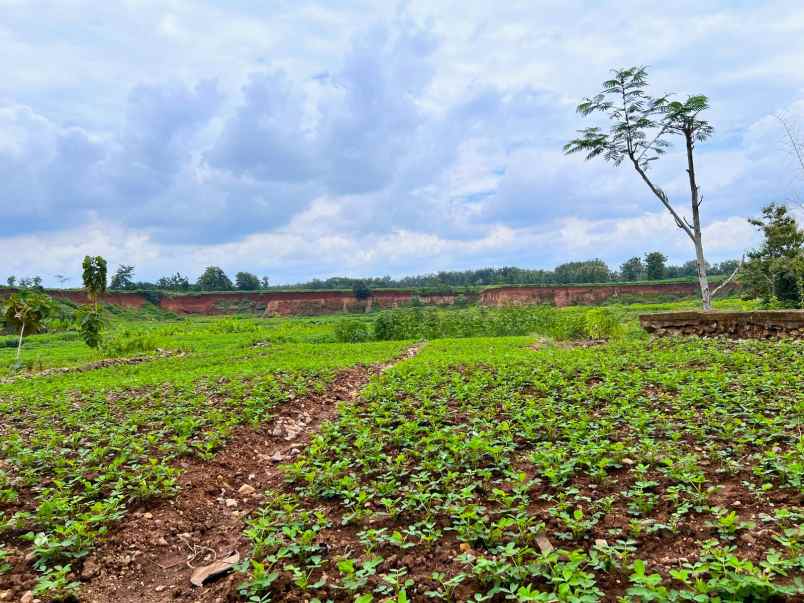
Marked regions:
[143,512,153,519]
[594,539,608,548]
[270,451,286,462]
[81,559,100,580]
[190,551,240,587]
[536,535,554,554]
[622,458,635,465]
[238,484,256,496]
[224,498,238,508]
[155,585,166,592]
[20,592,34,603]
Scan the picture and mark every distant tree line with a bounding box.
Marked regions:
[5,255,743,295]
[272,256,741,291]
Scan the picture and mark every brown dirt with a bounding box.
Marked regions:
[2,345,421,603]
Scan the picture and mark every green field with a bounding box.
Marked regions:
[0,300,802,602]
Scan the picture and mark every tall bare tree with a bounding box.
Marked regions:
[776,112,804,208]
[565,66,730,309]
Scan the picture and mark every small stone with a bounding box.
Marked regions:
[81,559,100,579]
[622,458,635,465]
[536,535,554,554]
[20,592,34,603]
[732,501,741,507]
[225,498,238,508]
[270,451,286,462]
[0,591,10,601]
[594,539,608,548]
[143,512,153,520]
[238,484,256,496]
[155,585,166,592]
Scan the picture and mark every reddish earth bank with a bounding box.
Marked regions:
[2,281,715,316]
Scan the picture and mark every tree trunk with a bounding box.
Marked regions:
[16,321,25,365]
[685,130,712,310]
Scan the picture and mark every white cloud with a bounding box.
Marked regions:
[1,1,803,283]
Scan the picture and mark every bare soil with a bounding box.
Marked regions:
[3,346,420,603]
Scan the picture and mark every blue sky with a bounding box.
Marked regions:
[2,0,804,286]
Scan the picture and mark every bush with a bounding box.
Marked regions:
[100,330,159,357]
[369,305,624,342]
[334,320,371,343]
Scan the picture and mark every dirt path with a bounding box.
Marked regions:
[78,344,421,603]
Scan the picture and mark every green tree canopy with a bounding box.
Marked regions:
[235,271,261,291]
[82,256,108,309]
[620,257,644,281]
[644,252,668,280]
[196,266,233,291]
[742,203,804,307]
[1,290,54,364]
[110,265,135,290]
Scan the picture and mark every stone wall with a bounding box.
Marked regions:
[640,310,804,339]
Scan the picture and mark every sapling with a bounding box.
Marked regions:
[1,290,53,367]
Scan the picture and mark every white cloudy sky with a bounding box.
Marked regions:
[2,0,804,286]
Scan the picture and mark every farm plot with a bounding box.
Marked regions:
[0,319,408,600]
[1,307,802,602]
[239,336,803,601]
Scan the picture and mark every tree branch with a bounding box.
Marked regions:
[629,155,696,242]
[776,113,804,175]
[711,257,743,299]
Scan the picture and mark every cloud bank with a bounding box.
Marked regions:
[2,1,804,285]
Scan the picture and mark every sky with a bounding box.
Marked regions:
[2,0,804,287]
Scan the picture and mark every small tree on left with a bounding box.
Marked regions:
[1,290,53,366]
[80,256,107,348]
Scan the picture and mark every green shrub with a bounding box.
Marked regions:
[334,320,371,343]
[100,330,159,357]
[369,305,624,342]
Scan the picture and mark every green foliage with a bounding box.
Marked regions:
[1,290,54,365]
[77,307,104,348]
[553,259,610,283]
[620,256,644,281]
[352,280,372,300]
[743,203,804,307]
[334,319,371,343]
[81,256,107,308]
[156,272,190,291]
[196,266,234,291]
[236,271,262,291]
[371,305,623,342]
[99,329,158,357]
[1,290,53,335]
[3,305,802,600]
[109,264,135,290]
[644,251,667,280]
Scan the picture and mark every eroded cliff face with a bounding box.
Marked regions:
[479,282,709,307]
[2,282,718,316]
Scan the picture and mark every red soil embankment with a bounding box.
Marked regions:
[159,290,471,315]
[0,288,149,309]
[50,290,149,308]
[1,281,722,316]
[480,282,708,307]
